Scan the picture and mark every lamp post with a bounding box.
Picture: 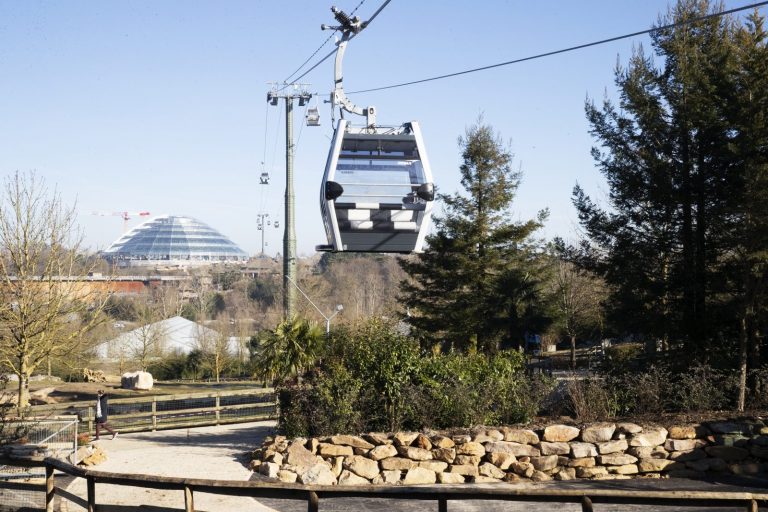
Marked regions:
[325,304,344,336]
[285,276,343,337]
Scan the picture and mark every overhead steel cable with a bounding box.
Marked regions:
[285,0,392,87]
[347,0,768,95]
[282,0,369,85]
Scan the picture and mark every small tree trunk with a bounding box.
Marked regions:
[570,335,576,370]
[738,315,748,413]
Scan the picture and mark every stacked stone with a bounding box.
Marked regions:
[251,420,768,485]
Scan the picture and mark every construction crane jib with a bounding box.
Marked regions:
[322,6,376,128]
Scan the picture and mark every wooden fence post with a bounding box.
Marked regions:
[184,484,194,512]
[308,491,319,512]
[45,463,54,512]
[87,406,94,435]
[87,475,96,512]
[747,499,758,512]
[438,497,448,512]
[581,496,594,512]
[152,397,157,431]
[215,393,221,425]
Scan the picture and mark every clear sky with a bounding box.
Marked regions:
[2,1,764,256]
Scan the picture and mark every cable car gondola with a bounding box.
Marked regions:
[316,6,435,254]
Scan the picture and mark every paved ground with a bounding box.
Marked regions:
[63,421,279,511]
[59,422,768,512]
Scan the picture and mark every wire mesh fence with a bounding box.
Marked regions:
[0,418,77,511]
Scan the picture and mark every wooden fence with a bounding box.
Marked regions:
[27,387,277,435]
[0,457,765,512]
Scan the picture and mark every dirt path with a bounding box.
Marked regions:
[62,420,278,511]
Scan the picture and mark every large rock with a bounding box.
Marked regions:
[705,446,749,461]
[581,423,616,443]
[121,371,153,390]
[485,441,540,457]
[570,442,598,458]
[278,470,298,483]
[398,446,433,461]
[380,457,415,471]
[432,447,456,463]
[707,422,750,435]
[431,436,455,449]
[454,454,482,466]
[479,462,506,479]
[598,453,638,466]
[338,469,369,485]
[530,455,559,471]
[284,442,318,471]
[628,445,668,459]
[437,472,465,484]
[300,463,337,485]
[414,434,433,450]
[449,464,479,476]
[393,432,419,447]
[543,425,580,442]
[539,442,570,455]
[576,466,608,478]
[403,467,437,484]
[510,461,535,478]
[668,449,707,462]
[487,452,516,470]
[568,457,595,468]
[331,435,375,450]
[259,462,280,478]
[638,458,679,472]
[597,439,628,454]
[630,428,668,447]
[369,444,398,461]
[344,455,380,479]
[318,443,354,457]
[418,460,448,473]
[668,425,701,439]
[609,464,638,475]
[502,428,539,444]
[664,439,698,452]
[473,430,504,443]
[380,469,402,484]
[616,422,643,435]
[456,442,485,457]
[364,433,391,446]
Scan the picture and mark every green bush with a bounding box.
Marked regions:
[276,319,551,436]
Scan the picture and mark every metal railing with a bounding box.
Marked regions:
[27,387,276,435]
[1,457,760,512]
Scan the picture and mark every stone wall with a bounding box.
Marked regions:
[251,420,768,485]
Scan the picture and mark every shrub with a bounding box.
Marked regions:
[276,319,548,436]
[564,376,620,421]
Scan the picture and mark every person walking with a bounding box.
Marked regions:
[95,389,118,441]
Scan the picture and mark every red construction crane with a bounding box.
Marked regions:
[91,210,151,234]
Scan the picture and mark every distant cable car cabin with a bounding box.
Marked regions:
[316,6,435,254]
[306,107,320,127]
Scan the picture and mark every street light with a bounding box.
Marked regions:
[285,276,343,337]
[325,304,343,336]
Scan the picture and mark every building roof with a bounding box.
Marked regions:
[107,316,220,356]
[102,215,248,266]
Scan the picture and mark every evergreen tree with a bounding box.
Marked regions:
[573,0,750,358]
[400,122,550,353]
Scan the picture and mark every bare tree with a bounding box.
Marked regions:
[127,300,170,370]
[196,320,231,383]
[0,172,110,408]
[552,259,606,369]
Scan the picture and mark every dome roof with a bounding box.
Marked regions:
[102,215,248,266]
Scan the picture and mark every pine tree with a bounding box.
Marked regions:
[400,122,550,353]
[573,0,746,358]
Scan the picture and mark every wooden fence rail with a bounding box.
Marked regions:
[0,457,764,512]
[27,387,277,435]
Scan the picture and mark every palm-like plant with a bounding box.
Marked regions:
[254,316,324,384]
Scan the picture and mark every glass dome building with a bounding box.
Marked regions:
[102,215,249,267]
